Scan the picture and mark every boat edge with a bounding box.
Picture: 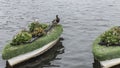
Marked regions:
[7,38,60,66]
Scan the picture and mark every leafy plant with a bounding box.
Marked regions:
[31,27,44,37]
[10,22,48,45]
[28,22,48,37]
[28,22,41,32]
[28,22,48,32]
[11,31,32,45]
[100,26,120,46]
[40,24,48,29]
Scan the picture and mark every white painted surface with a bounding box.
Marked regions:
[8,38,59,66]
[100,58,120,68]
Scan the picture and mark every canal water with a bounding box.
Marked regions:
[0,0,120,68]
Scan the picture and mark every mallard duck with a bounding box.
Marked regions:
[52,15,60,24]
[56,15,60,23]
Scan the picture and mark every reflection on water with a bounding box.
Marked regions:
[93,58,102,68]
[6,38,65,68]
[1,0,120,68]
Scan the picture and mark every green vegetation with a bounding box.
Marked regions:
[28,22,48,37]
[28,22,47,32]
[2,24,63,60]
[10,22,48,46]
[93,26,120,61]
[11,31,32,46]
[31,27,44,37]
[100,26,120,46]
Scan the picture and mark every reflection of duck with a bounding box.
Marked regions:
[6,38,64,68]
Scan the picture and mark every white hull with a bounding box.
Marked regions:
[8,38,59,66]
[100,58,120,68]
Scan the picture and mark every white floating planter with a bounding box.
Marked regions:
[92,26,120,68]
[8,38,59,66]
[2,24,63,67]
[100,58,120,68]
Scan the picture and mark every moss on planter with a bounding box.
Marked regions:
[2,24,63,60]
[92,26,120,61]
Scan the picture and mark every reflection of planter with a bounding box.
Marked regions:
[2,24,63,67]
[92,27,120,68]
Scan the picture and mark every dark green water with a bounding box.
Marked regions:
[0,0,120,68]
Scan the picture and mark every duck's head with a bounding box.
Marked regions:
[56,15,58,17]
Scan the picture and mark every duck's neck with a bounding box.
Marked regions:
[56,15,59,19]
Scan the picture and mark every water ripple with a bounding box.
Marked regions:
[0,0,120,68]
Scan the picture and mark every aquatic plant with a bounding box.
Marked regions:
[99,26,120,46]
[28,22,47,32]
[28,22,41,32]
[31,27,44,37]
[40,24,48,29]
[11,31,32,46]
[28,22,48,37]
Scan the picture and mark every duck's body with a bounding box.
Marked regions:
[52,15,60,24]
[56,15,60,23]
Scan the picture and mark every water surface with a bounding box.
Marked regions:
[1,0,120,68]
